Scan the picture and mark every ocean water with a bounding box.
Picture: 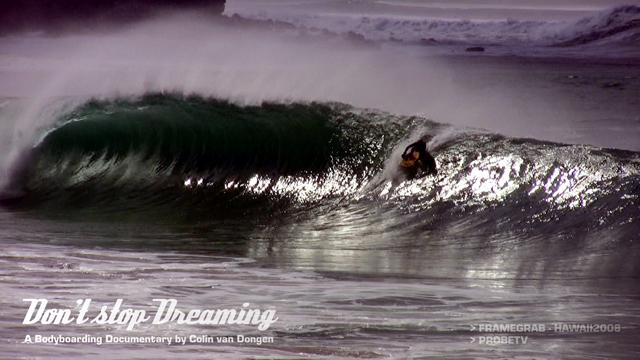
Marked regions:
[1,2,640,359]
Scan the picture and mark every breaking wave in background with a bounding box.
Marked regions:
[226,5,640,48]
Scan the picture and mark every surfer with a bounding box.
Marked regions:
[400,139,437,179]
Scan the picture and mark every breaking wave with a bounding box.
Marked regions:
[0,93,637,243]
[227,5,640,48]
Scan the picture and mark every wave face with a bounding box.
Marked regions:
[226,5,640,48]
[3,93,639,237]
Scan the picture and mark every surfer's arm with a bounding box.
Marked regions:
[403,142,418,155]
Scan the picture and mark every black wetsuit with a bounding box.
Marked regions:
[402,140,437,178]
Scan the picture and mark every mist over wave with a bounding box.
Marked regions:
[3,8,638,191]
[0,12,550,186]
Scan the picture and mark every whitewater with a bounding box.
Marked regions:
[1,2,640,359]
[225,2,640,52]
